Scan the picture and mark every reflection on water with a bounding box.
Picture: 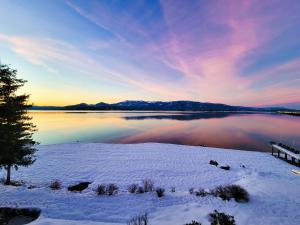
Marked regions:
[124,112,243,120]
[29,111,300,152]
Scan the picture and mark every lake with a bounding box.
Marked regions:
[29,111,300,152]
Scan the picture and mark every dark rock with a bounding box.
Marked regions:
[209,160,219,167]
[68,182,91,192]
[0,207,40,225]
[27,185,36,189]
[8,215,33,225]
[220,165,230,170]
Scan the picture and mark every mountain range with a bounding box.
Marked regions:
[30,100,293,112]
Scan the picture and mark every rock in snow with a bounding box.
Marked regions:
[0,143,299,225]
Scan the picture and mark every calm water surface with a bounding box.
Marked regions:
[29,111,300,152]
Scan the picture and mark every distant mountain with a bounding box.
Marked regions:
[270,102,300,110]
[30,100,293,112]
[30,106,64,110]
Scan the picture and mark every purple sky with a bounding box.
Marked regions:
[0,0,300,108]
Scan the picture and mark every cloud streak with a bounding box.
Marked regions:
[0,33,189,101]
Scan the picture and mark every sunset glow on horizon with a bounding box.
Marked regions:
[0,0,300,108]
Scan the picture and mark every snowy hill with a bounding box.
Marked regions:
[0,143,299,224]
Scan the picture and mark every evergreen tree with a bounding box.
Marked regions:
[0,64,37,185]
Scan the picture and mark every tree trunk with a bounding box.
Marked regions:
[5,165,11,185]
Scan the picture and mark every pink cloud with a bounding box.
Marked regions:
[0,33,190,100]
[1,0,299,106]
[150,0,299,106]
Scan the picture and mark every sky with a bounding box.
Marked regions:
[0,0,300,108]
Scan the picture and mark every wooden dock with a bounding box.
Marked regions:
[271,144,300,166]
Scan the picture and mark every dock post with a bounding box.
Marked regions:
[285,153,287,161]
[292,157,295,163]
[278,150,280,158]
[271,146,273,155]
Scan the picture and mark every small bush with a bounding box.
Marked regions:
[142,179,154,192]
[195,189,208,197]
[213,185,249,202]
[227,185,249,202]
[156,187,165,198]
[96,184,106,195]
[137,186,145,194]
[213,186,231,201]
[220,165,230,171]
[128,184,139,193]
[185,220,202,225]
[209,210,235,225]
[189,188,194,195]
[127,213,148,225]
[95,183,118,196]
[171,187,176,192]
[50,180,61,190]
[106,183,119,196]
[209,160,218,166]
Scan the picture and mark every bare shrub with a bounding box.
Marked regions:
[171,187,176,192]
[137,186,145,194]
[96,184,106,195]
[155,187,165,198]
[50,180,61,190]
[213,186,226,199]
[213,185,249,202]
[209,210,236,225]
[212,186,231,201]
[142,179,154,192]
[227,185,249,202]
[106,183,119,196]
[127,213,148,225]
[195,188,208,197]
[95,183,118,196]
[128,184,139,193]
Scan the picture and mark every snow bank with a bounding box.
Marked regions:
[0,143,299,225]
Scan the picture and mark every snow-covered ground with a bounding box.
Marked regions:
[0,143,299,225]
